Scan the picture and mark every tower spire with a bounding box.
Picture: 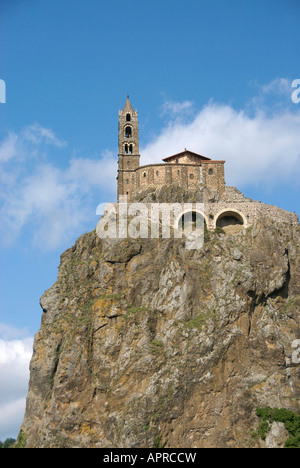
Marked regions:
[122,95,135,114]
[117,97,140,202]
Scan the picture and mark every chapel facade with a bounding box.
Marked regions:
[117,96,226,202]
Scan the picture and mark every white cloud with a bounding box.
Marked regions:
[22,123,67,148]
[142,90,300,189]
[0,323,31,341]
[161,99,194,118]
[261,77,292,97]
[0,132,18,163]
[0,326,33,441]
[0,127,116,249]
[67,150,116,187]
[0,398,27,441]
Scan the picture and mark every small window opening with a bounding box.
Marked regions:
[125,144,128,154]
[176,159,179,164]
[126,179,129,184]
[190,174,194,179]
[129,144,133,154]
[125,126,132,138]
[156,171,159,176]
[143,172,146,178]
[126,113,131,122]
[209,168,214,175]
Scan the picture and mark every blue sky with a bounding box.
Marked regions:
[0,0,300,440]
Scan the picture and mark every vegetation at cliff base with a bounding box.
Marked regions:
[0,438,16,448]
[255,407,300,448]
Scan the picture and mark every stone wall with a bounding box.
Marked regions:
[129,161,225,202]
[202,161,225,197]
[107,185,299,236]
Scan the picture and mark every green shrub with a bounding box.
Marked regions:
[257,421,270,440]
[255,407,300,448]
[0,437,16,448]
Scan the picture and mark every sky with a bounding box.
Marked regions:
[0,0,300,441]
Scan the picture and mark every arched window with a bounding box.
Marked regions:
[156,170,159,176]
[209,168,214,175]
[143,172,146,178]
[126,113,131,122]
[190,173,194,179]
[129,144,133,154]
[125,144,128,154]
[125,126,132,138]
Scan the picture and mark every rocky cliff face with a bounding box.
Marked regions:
[21,209,300,447]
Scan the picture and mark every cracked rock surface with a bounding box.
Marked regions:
[21,217,300,448]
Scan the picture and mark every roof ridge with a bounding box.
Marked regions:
[162,149,211,161]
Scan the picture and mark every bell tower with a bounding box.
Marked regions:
[117,96,140,201]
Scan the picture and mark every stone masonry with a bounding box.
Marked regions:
[116,97,299,234]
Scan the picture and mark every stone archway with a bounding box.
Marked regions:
[177,210,207,231]
[215,210,246,235]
